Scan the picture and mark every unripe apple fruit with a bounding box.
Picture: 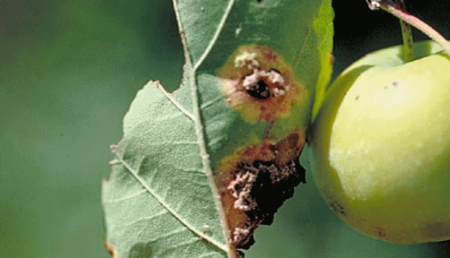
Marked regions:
[307,41,450,244]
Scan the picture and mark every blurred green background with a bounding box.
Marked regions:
[1,0,449,257]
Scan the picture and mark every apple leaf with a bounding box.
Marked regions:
[101,1,333,257]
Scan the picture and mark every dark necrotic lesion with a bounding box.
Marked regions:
[228,159,305,249]
[246,79,271,99]
[241,68,287,100]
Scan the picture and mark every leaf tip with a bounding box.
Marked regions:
[140,80,165,93]
[101,177,110,185]
[108,159,120,166]
[109,144,117,153]
[104,235,118,258]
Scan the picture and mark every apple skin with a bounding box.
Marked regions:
[308,41,450,244]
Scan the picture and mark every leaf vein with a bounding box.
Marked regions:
[293,27,311,70]
[102,189,147,204]
[153,226,188,240]
[157,82,196,121]
[200,95,224,110]
[115,154,228,253]
[124,210,168,227]
[193,0,235,71]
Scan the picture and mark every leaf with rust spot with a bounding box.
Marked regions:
[101,0,334,257]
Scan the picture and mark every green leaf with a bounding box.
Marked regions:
[103,81,227,258]
[102,0,334,257]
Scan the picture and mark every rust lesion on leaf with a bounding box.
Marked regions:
[216,132,306,249]
[216,44,309,252]
[218,45,304,123]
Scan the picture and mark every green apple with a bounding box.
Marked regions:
[307,41,450,244]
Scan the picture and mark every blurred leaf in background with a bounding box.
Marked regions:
[1,0,449,257]
[0,0,182,257]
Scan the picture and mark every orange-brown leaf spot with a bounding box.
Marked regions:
[218,45,304,123]
[215,132,306,249]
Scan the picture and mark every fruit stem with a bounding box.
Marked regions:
[396,0,414,62]
[367,0,450,57]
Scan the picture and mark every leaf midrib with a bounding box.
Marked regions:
[172,0,236,257]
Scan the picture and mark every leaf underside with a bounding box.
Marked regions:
[102,0,333,257]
